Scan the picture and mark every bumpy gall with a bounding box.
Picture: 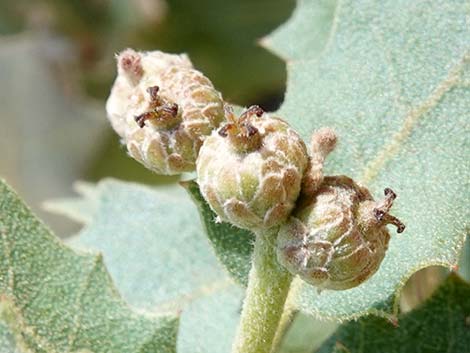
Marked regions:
[277,131,405,290]
[106,49,225,175]
[196,106,309,231]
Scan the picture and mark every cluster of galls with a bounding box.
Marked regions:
[106,49,405,290]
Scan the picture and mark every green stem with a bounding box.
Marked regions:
[231,229,293,353]
[270,278,303,351]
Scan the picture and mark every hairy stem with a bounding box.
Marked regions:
[231,229,293,353]
[270,278,303,351]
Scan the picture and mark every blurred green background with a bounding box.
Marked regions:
[0,0,294,234]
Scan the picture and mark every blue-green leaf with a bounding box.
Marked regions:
[263,0,469,320]
[182,180,254,287]
[319,274,470,353]
[0,179,178,353]
[51,179,243,353]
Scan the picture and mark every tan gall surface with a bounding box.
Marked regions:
[277,176,394,290]
[106,49,224,175]
[197,112,308,231]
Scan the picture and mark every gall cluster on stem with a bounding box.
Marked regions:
[106,49,405,290]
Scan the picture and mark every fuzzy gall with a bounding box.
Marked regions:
[196,106,309,231]
[276,130,405,290]
[106,49,225,175]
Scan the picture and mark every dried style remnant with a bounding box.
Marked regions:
[106,48,407,292]
[106,49,225,175]
[196,106,309,231]
[277,176,405,290]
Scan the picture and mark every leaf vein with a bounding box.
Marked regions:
[361,52,469,184]
[312,0,341,66]
[152,279,232,313]
[370,21,410,112]
[1,297,59,352]
[1,226,14,296]
[66,254,102,351]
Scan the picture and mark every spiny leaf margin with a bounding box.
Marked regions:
[0,179,178,353]
[49,178,244,353]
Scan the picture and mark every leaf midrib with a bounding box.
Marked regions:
[360,52,469,185]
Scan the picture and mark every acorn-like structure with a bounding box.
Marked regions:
[106,49,225,174]
[277,130,405,290]
[196,106,309,231]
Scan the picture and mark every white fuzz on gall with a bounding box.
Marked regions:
[277,175,405,290]
[196,106,309,231]
[106,49,225,175]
